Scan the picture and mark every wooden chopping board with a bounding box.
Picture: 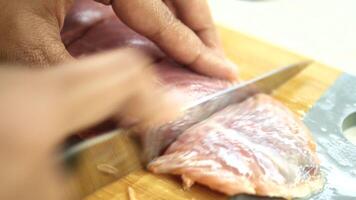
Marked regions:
[81,26,341,200]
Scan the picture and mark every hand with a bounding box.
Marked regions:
[0,0,73,66]
[99,0,239,80]
[0,49,179,200]
[0,0,238,80]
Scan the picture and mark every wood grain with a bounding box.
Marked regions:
[82,26,341,200]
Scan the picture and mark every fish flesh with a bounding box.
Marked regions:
[61,1,323,198]
[154,59,231,101]
[149,94,323,198]
[61,0,163,59]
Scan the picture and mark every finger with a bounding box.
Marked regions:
[43,49,180,137]
[170,0,222,51]
[119,87,185,128]
[110,0,238,80]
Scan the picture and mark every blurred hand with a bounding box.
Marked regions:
[0,49,179,200]
[0,0,238,80]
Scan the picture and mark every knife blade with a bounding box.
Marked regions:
[62,61,311,198]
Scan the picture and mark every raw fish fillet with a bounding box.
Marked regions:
[62,1,322,198]
[149,94,323,198]
[154,59,231,101]
[61,0,163,59]
[61,0,112,46]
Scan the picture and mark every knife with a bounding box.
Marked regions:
[62,61,311,199]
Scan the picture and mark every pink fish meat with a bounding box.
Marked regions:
[149,94,323,198]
